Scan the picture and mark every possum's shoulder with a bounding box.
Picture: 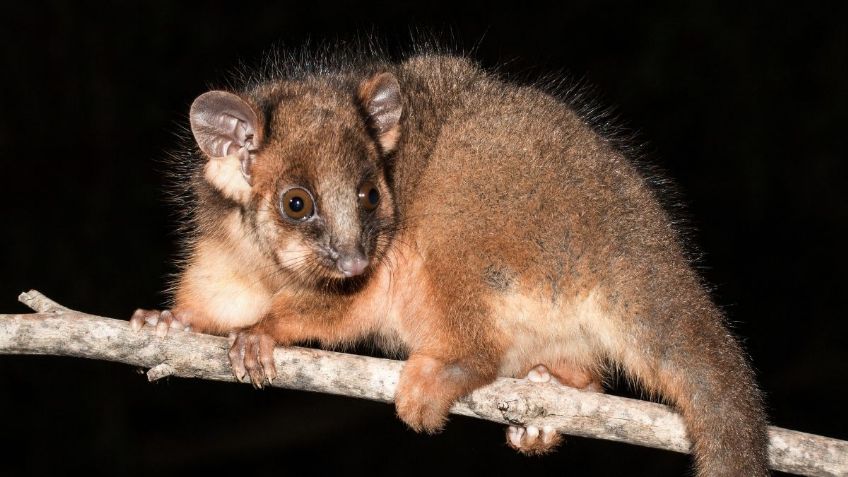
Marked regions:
[400,53,479,74]
[396,53,488,86]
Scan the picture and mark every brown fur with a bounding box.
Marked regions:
[151,52,768,476]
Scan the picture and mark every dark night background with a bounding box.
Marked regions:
[1,2,846,476]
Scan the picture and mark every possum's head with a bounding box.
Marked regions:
[189,72,401,282]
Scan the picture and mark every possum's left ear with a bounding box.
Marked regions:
[189,91,262,203]
[358,72,402,153]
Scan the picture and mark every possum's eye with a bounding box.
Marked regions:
[280,187,315,221]
[358,182,380,211]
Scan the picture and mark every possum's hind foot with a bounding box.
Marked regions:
[506,365,562,455]
[506,364,604,455]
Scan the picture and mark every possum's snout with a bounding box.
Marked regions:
[332,245,369,277]
[335,248,369,277]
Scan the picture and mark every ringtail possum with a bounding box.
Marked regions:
[131,51,769,475]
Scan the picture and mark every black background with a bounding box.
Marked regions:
[2,2,846,476]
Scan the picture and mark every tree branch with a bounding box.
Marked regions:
[2,290,845,476]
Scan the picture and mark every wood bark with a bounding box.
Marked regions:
[1,290,845,476]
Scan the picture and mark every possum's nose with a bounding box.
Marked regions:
[336,250,369,277]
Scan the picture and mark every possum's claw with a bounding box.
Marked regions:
[229,329,277,388]
[130,308,191,337]
[507,425,561,455]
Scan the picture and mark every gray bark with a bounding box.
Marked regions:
[1,290,845,476]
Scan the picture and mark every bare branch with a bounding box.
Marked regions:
[1,291,845,476]
[18,289,75,314]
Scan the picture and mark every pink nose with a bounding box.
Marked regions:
[337,253,369,277]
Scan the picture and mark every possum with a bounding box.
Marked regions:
[131,50,769,475]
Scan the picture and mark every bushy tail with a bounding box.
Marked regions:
[613,296,769,476]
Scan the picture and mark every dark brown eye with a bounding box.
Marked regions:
[281,187,315,221]
[358,182,380,211]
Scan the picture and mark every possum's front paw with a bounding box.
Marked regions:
[130,308,191,337]
[506,365,563,455]
[228,329,277,389]
[395,355,458,433]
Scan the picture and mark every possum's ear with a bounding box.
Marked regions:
[358,72,402,153]
[190,91,261,203]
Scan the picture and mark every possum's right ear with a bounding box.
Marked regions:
[190,91,261,203]
[358,72,402,153]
